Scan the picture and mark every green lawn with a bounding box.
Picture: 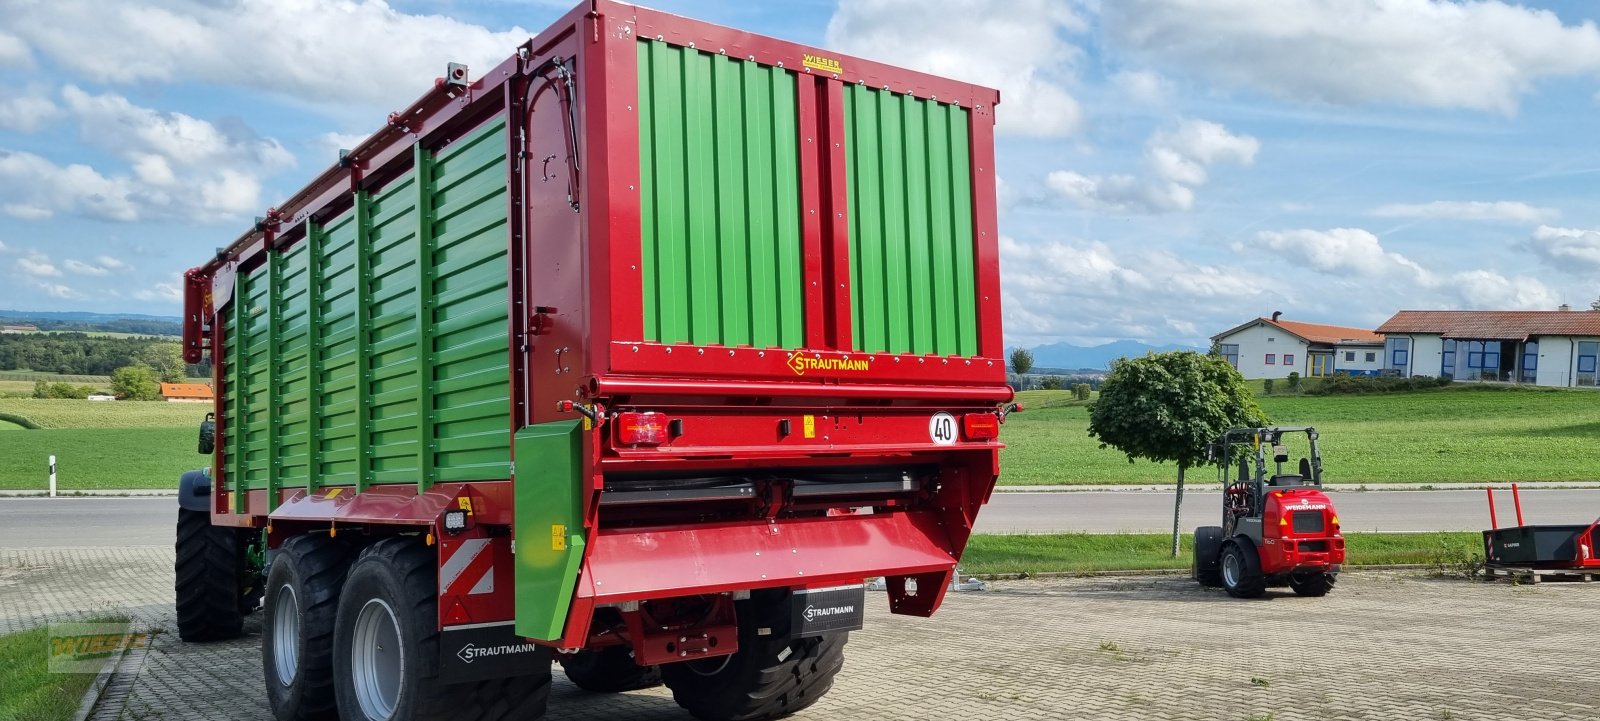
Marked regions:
[0,399,205,490]
[0,399,209,429]
[0,419,23,431]
[959,531,1481,575]
[0,620,129,721]
[999,385,1600,485]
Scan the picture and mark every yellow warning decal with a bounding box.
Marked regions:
[324,488,343,499]
[458,497,474,514]
[551,524,567,551]
[802,53,843,74]
[803,415,816,439]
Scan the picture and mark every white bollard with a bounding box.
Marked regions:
[48,454,56,497]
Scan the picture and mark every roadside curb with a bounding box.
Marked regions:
[992,482,1600,493]
[973,564,1433,581]
[70,628,136,721]
[0,490,176,498]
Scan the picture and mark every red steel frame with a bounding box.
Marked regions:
[182,0,1009,646]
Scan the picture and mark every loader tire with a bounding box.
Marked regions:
[1288,571,1337,597]
[661,589,846,721]
[263,534,352,721]
[332,537,550,721]
[1221,541,1267,599]
[1193,526,1224,588]
[175,508,249,641]
[560,646,663,692]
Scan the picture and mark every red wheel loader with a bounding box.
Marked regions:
[1192,427,1345,599]
[171,2,1012,720]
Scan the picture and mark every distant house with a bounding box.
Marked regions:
[1211,313,1385,380]
[1376,307,1600,387]
[0,324,38,333]
[160,383,214,403]
[87,393,116,402]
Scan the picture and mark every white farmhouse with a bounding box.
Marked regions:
[1211,313,1385,380]
[1376,308,1600,387]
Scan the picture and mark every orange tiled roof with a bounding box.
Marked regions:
[160,383,213,398]
[1377,310,1600,340]
[1213,317,1382,345]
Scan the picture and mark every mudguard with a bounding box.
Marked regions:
[513,421,586,641]
[178,469,212,513]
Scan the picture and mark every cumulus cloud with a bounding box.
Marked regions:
[1110,70,1173,106]
[1046,118,1258,213]
[0,88,294,222]
[134,282,184,304]
[0,89,61,133]
[1372,201,1560,224]
[827,0,1086,137]
[1524,225,1600,272]
[4,1,533,108]
[1102,0,1600,114]
[63,258,123,277]
[0,31,29,68]
[16,252,62,278]
[1248,226,1559,310]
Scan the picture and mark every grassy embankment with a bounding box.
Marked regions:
[0,399,203,490]
[0,617,133,721]
[1003,385,1600,485]
[959,531,1482,575]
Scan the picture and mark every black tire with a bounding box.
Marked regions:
[560,646,662,693]
[263,534,352,721]
[332,536,550,721]
[661,589,846,721]
[1221,541,1267,599]
[1288,571,1337,597]
[1192,526,1224,587]
[176,508,250,641]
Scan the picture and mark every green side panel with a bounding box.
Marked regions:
[845,86,978,356]
[221,119,511,496]
[513,421,585,642]
[637,40,803,349]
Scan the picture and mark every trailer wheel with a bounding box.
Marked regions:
[1220,541,1267,599]
[1288,571,1336,597]
[262,534,351,721]
[560,647,663,693]
[175,508,252,641]
[1192,526,1224,587]
[332,537,550,721]
[661,589,846,721]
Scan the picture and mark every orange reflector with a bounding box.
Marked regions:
[962,413,1000,440]
[1279,516,1288,526]
[615,412,669,445]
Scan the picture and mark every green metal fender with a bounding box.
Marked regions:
[513,421,586,641]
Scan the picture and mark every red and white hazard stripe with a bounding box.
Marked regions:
[439,538,495,596]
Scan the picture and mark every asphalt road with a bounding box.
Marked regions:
[3,489,1599,548]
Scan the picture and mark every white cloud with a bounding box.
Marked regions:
[63,259,117,277]
[33,282,80,299]
[0,90,61,133]
[1,204,55,221]
[1249,226,1559,310]
[17,252,62,278]
[1251,228,1427,279]
[134,282,183,304]
[827,0,1086,137]
[0,31,29,68]
[1046,118,1257,214]
[1001,235,1268,343]
[1372,201,1560,224]
[1524,225,1600,272]
[0,150,138,222]
[95,256,127,270]
[1110,70,1173,106]
[1102,0,1600,114]
[6,1,532,108]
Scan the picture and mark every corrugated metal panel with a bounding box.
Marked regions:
[844,85,977,357]
[224,119,511,492]
[637,40,805,349]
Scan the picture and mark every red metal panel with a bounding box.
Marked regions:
[593,4,642,362]
[605,342,1007,386]
[594,374,1011,403]
[796,75,828,350]
[821,79,854,351]
[579,511,957,603]
[967,100,1004,358]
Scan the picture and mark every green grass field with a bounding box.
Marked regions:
[0,399,209,429]
[0,400,206,490]
[1000,385,1600,485]
[0,617,132,721]
[959,531,1481,575]
[0,371,113,384]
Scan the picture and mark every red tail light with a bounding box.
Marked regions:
[962,413,1000,440]
[615,412,669,445]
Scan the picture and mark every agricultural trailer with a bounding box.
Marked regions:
[1483,484,1600,578]
[173,2,1013,720]
[1193,427,1346,598]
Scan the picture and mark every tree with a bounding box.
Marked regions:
[111,365,162,401]
[1087,351,1266,556]
[1591,296,1600,312]
[1009,348,1035,389]
[140,342,188,383]
[1040,375,1064,390]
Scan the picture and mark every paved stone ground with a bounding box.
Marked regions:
[2,547,1596,721]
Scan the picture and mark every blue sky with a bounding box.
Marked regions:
[1,0,1598,347]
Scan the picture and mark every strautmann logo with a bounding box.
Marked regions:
[787,353,870,377]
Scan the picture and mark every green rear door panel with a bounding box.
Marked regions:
[223,118,511,494]
[845,85,978,357]
[513,421,585,641]
[637,39,805,349]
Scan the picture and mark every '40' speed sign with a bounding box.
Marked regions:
[928,412,957,446]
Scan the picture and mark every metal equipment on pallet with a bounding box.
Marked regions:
[1483,484,1600,577]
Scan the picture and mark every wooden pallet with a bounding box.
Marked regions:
[1484,565,1598,584]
